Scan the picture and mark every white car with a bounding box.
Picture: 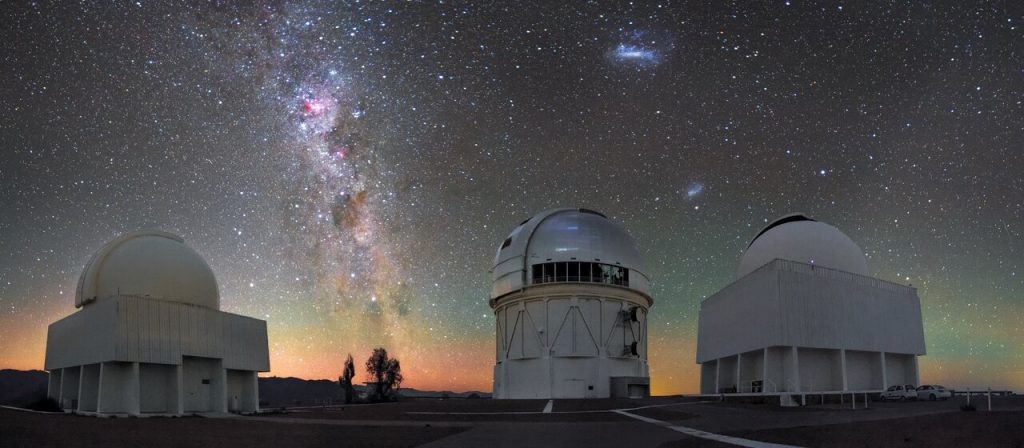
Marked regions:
[915,385,952,401]
[880,384,917,401]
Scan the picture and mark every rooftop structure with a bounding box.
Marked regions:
[696,214,926,401]
[45,231,269,416]
[490,208,651,399]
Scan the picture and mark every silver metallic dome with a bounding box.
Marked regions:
[75,231,220,309]
[737,213,869,279]
[491,208,649,300]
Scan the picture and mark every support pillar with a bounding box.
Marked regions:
[58,368,66,409]
[251,371,260,412]
[762,348,769,393]
[736,354,742,393]
[78,367,85,412]
[714,359,720,394]
[792,346,801,392]
[880,352,888,390]
[912,356,920,385]
[175,364,184,415]
[217,365,228,413]
[840,349,848,391]
[96,363,104,414]
[128,362,140,416]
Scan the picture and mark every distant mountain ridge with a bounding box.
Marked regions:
[258,376,490,407]
[0,370,490,408]
[0,369,48,406]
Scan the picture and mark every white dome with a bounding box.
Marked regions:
[737,214,869,279]
[75,231,220,309]
[491,208,649,299]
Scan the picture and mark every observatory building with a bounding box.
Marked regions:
[44,231,269,416]
[696,214,925,398]
[490,208,651,399]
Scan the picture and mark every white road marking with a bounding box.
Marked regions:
[613,409,803,448]
[408,400,716,416]
[542,400,554,413]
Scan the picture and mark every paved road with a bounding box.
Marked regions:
[417,421,709,448]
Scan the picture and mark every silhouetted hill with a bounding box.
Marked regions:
[257,376,490,407]
[0,370,489,408]
[258,376,350,407]
[0,369,48,406]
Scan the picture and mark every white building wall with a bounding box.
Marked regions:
[738,350,764,393]
[696,265,782,363]
[139,363,177,413]
[493,284,649,399]
[845,350,883,390]
[60,366,81,409]
[226,370,258,412]
[182,356,224,412]
[45,300,119,370]
[697,260,925,364]
[98,362,135,414]
[798,348,837,392]
[697,260,926,396]
[775,263,926,354]
[45,296,269,372]
[79,364,100,412]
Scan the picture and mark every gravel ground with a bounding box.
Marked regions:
[707,410,1024,448]
[0,408,465,448]
[271,396,701,422]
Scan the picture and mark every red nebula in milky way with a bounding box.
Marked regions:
[330,145,348,160]
[302,98,327,116]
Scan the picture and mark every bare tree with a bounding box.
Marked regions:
[365,347,403,401]
[338,354,356,404]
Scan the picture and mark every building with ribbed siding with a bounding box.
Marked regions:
[45,231,269,416]
[490,208,652,399]
[696,214,925,400]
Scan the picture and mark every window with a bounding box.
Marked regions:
[201,379,211,385]
[530,261,631,288]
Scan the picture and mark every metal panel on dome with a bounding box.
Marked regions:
[737,218,869,279]
[526,211,644,271]
[75,231,220,310]
[490,209,649,301]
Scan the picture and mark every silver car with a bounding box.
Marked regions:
[915,384,952,401]
[880,384,917,401]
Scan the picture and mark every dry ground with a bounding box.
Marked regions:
[3,396,1023,448]
[664,411,1024,448]
[0,408,464,448]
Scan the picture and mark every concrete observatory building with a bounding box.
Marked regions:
[696,214,925,398]
[44,231,269,416]
[490,208,651,399]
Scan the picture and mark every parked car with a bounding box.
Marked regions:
[880,384,917,401]
[915,385,952,401]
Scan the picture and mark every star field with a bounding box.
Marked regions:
[1,1,1023,394]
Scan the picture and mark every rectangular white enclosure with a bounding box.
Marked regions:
[45,296,268,416]
[697,260,925,395]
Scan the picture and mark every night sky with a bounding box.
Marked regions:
[2,1,1022,394]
